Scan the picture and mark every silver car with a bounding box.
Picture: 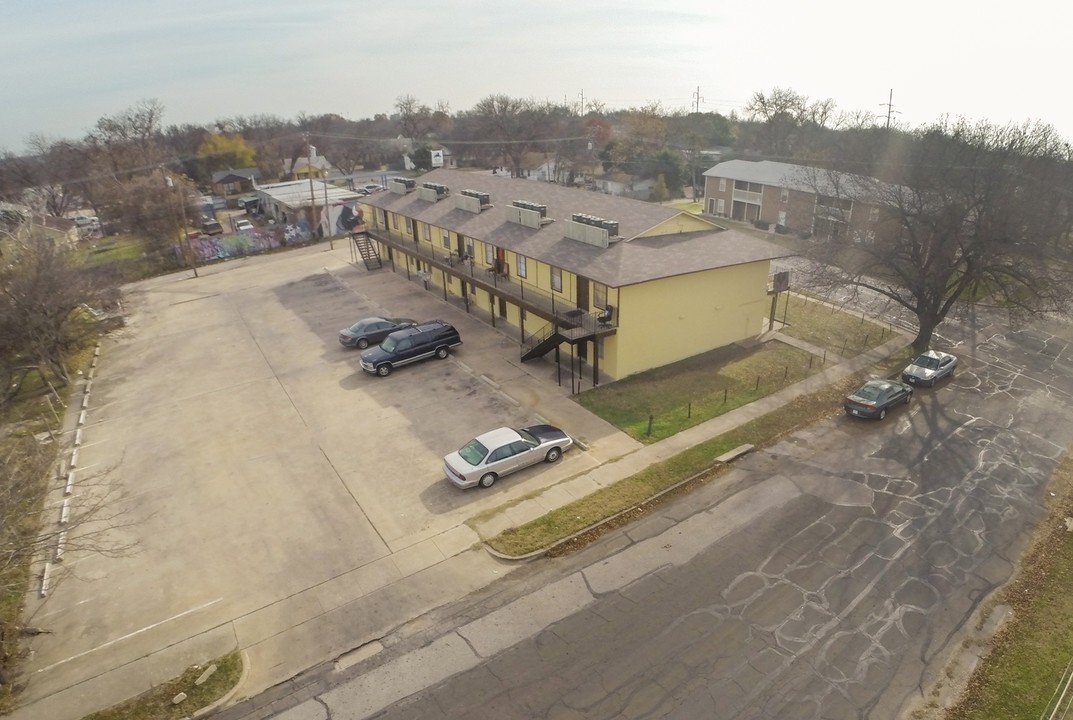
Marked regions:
[443,424,574,489]
[901,350,958,386]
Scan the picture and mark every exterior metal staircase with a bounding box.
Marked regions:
[350,231,382,270]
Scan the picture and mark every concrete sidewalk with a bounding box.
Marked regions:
[207,326,913,720]
[471,332,911,540]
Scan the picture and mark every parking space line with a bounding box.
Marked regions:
[35,597,224,673]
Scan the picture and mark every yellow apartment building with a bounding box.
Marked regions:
[354,169,791,384]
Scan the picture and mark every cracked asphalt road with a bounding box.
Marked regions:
[316,312,1073,720]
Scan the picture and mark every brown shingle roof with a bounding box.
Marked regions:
[363,169,792,287]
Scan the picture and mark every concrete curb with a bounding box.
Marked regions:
[483,460,733,562]
[189,649,250,719]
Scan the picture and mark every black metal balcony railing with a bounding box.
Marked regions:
[365,226,618,334]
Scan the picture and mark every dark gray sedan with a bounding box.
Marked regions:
[843,378,913,420]
[338,317,416,349]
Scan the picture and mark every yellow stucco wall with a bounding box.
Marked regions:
[609,262,771,378]
[371,217,771,381]
[635,212,719,238]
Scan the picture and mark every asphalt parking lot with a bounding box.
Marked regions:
[16,244,630,720]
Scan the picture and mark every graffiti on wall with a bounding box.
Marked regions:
[188,229,283,261]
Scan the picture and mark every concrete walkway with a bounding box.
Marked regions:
[208,327,913,720]
[472,332,911,540]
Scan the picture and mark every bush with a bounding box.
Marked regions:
[752,220,771,231]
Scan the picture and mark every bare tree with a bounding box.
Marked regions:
[0,233,118,385]
[745,86,807,157]
[801,119,1073,353]
[87,99,168,178]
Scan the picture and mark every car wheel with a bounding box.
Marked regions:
[878,408,887,420]
[435,346,449,359]
[357,338,369,349]
[545,447,562,463]
[376,364,392,377]
[478,472,497,488]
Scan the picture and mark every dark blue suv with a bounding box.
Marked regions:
[359,320,462,376]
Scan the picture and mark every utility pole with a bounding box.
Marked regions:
[880,89,900,129]
[692,86,704,113]
[305,134,318,242]
[577,89,585,115]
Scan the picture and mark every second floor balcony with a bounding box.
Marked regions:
[363,226,617,338]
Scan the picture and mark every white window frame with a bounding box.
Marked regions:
[423,223,431,241]
[516,255,528,278]
[484,244,495,265]
[441,228,451,249]
[550,266,562,293]
[719,178,727,192]
[716,198,725,215]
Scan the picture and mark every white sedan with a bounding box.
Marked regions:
[901,350,958,386]
[443,425,574,489]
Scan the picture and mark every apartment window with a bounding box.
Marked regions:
[441,229,450,249]
[377,209,387,226]
[391,213,398,230]
[516,255,528,278]
[550,266,562,293]
[484,244,495,265]
[423,224,431,241]
[593,281,608,309]
[717,198,725,215]
[719,178,726,192]
[781,188,789,203]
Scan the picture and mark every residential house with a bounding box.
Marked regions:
[282,151,333,181]
[211,168,263,209]
[594,172,657,200]
[702,159,881,241]
[354,168,791,382]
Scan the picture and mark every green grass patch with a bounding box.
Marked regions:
[577,343,818,442]
[576,293,895,443]
[487,371,869,557]
[81,651,242,720]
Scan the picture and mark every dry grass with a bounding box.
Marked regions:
[81,652,243,720]
[575,292,892,443]
[942,455,1073,719]
[487,371,866,557]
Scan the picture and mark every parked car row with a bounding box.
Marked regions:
[339,316,462,375]
[339,314,574,489]
[843,350,959,420]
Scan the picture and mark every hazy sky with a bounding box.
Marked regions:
[2,0,1069,151]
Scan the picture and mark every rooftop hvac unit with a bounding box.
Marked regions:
[513,200,547,217]
[423,182,449,196]
[461,189,490,205]
[602,220,619,236]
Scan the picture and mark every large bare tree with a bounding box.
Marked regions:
[802,119,1073,353]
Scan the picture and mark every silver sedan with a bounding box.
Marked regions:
[901,350,958,386]
[443,424,573,489]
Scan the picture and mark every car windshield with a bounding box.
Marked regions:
[517,428,539,447]
[913,355,940,370]
[348,320,371,333]
[853,384,884,401]
[457,439,488,466]
[380,335,398,352]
